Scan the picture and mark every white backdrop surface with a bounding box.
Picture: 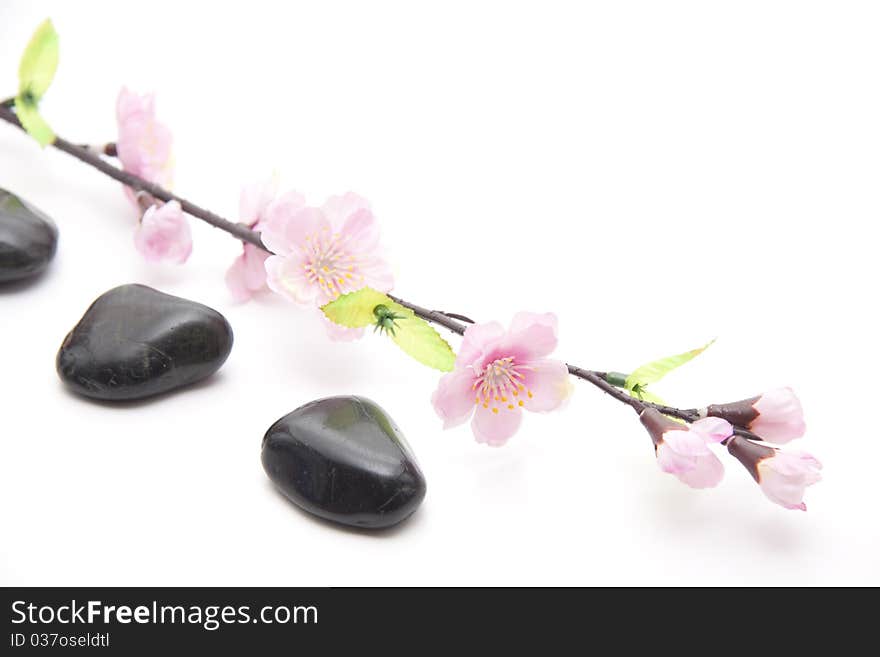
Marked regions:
[1,1,877,586]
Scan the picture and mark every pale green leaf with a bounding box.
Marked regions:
[14,96,54,146]
[322,288,456,371]
[625,339,715,391]
[386,303,456,372]
[321,287,394,328]
[18,19,59,100]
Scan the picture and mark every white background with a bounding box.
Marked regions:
[1,1,877,586]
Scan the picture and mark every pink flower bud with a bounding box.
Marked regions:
[706,387,805,443]
[727,436,821,510]
[133,201,192,264]
[639,409,731,489]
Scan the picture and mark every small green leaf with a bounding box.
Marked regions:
[322,289,456,371]
[385,302,456,372]
[321,288,395,328]
[625,339,716,391]
[19,19,59,101]
[14,97,54,146]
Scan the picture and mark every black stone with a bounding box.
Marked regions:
[262,396,426,529]
[57,284,233,401]
[0,188,59,283]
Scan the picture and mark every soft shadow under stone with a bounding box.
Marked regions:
[262,396,427,529]
[0,188,58,283]
[56,284,233,401]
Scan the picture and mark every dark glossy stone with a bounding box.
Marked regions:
[262,396,426,529]
[57,284,233,401]
[0,188,59,283]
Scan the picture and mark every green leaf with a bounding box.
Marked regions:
[322,289,456,371]
[14,96,54,146]
[18,19,59,100]
[321,288,395,328]
[625,339,715,391]
[385,302,456,372]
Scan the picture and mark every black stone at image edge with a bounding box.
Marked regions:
[0,187,59,283]
[56,284,234,401]
[262,396,427,530]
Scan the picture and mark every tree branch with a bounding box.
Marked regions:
[0,103,760,438]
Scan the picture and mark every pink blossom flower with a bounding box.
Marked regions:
[116,88,173,192]
[757,450,822,511]
[727,436,822,510]
[225,177,277,302]
[751,388,806,443]
[640,409,731,488]
[431,313,571,446]
[707,387,806,444]
[261,192,394,340]
[133,200,192,264]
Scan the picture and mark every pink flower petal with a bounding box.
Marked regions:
[521,358,571,412]
[432,368,478,429]
[226,255,254,303]
[456,321,505,368]
[322,192,371,231]
[355,248,395,293]
[226,244,269,303]
[133,201,192,264]
[259,192,311,256]
[751,387,806,443]
[342,208,381,252]
[690,416,734,444]
[116,87,154,123]
[264,254,316,304]
[505,312,559,360]
[239,176,279,227]
[675,452,724,489]
[757,450,822,510]
[471,404,523,447]
[655,442,696,474]
[115,88,173,189]
[241,244,269,288]
[661,429,712,457]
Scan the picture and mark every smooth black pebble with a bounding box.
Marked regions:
[0,187,58,283]
[262,396,427,529]
[57,284,233,401]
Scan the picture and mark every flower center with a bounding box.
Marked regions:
[302,229,365,299]
[473,357,533,414]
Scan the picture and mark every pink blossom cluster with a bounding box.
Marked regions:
[116,88,191,264]
[641,388,820,510]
